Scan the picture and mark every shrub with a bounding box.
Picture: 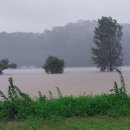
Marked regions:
[43,56,65,74]
[0,58,17,74]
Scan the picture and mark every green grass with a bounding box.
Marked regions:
[0,71,130,129]
[0,70,130,121]
[0,116,130,130]
[0,95,130,120]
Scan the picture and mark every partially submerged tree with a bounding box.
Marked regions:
[92,16,123,71]
[0,58,17,74]
[43,56,65,74]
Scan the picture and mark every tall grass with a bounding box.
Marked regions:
[0,69,129,120]
[110,69,128,100]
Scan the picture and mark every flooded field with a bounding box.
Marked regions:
[0,67,130,97]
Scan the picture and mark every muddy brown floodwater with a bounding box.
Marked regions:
[0,67,130,98]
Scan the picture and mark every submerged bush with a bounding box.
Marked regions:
[43,56,65,74]
[0,58,17,74]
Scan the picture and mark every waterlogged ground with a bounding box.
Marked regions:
[0,67,130,97]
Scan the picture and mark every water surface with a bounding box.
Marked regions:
[0,67,130,97]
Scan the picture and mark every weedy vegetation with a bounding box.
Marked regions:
[0,69,129,121]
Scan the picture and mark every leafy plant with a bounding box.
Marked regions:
[56,87,62,97]
[0,91,8,101]
[49,90,53,99]
[38,91,46,101]
[0,77,31,102]
[110,69,127,99]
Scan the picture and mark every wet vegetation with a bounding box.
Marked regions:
[43,56,65,74]
[0,69,129,121]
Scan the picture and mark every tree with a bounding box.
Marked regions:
[43,56,65,74]
[0,58,17,74]
[92,16,123,71]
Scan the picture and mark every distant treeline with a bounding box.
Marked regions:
[0,20,130,67]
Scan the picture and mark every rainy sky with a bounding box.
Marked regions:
[0,0,129,32]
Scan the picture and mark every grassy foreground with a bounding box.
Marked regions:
[0,70,130,120]
[0,70,130,129]
[0,94,130,120]
[0,116,130,130]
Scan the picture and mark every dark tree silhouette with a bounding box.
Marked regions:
[92,16,123,71]
[43,56,65,74]
[0,58,17,74]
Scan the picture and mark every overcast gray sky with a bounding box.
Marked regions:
[0,0,129,32]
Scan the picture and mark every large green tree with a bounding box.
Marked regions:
[43,56,65,74]
[0,58,17,74]
[92,16,123,71]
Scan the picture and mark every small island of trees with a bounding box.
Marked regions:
[43,56,65,74]
[0,58,17,74]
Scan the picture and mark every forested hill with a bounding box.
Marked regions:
[0,20,130,67]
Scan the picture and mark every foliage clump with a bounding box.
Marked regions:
[92,16,123,71]
[43,56,65,74]
[0,58,17,74]
[0,77,31,102]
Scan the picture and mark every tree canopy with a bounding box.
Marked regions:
[92,16,123,71]
[0,58,17,74]
[43,56,65,74]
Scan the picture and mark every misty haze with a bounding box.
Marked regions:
[0,0,130,99]
[0,21,130,67]
[0,0,130,128]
